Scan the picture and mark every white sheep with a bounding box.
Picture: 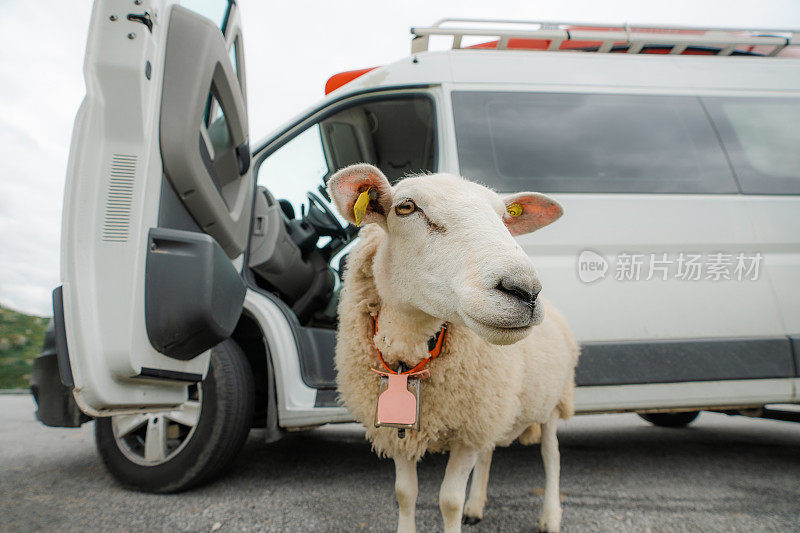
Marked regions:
[329,164,579,533]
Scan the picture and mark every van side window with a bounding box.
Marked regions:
[181,0,232,32]
[320,95,436,183]
[701,97,800,195]
[258,125,330,218]
[452,91,739,194]
[257,94,437,219]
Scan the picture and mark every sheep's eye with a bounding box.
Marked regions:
[395,200,417,216]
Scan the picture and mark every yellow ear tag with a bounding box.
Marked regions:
[353,188,372,227]
[507,203,523,217]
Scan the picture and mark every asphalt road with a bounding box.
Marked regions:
[1,395,799,532]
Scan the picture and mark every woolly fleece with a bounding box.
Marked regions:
[335,224,580,462]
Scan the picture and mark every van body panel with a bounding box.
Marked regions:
[248,45,800,425]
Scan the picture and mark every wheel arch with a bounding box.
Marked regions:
[229,311,282,441]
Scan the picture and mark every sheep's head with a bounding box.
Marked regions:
[328,164,563,345]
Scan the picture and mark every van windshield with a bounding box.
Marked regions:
[452,91,800,194]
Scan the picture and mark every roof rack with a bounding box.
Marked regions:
[410,18,800,57]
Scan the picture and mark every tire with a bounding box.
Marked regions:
[638,411,700,428]
[94,339,254,493]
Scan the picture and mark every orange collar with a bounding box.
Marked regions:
[372,314,447,375]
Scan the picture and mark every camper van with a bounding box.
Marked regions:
[31,0,800,492]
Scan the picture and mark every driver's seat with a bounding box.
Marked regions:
[249,187,336,324]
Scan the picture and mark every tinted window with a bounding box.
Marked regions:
[452,91,738,194]
[230,36,240,82]
[702,97,800,194]
[181,0,231,31]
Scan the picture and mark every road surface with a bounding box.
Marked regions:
[1,395,799,532]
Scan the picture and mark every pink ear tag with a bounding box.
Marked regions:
[372,368,429,433]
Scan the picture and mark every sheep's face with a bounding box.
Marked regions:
[328,164,563,346]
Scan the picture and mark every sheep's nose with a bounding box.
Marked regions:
[496,278,540,307]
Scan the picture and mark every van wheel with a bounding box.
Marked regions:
[638,411,700,428]
[94,339,254,493]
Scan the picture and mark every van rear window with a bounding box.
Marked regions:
[702,98,800,195]
[452,91,800,194]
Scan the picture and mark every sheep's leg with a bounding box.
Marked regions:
[462,448,493,525]
[439,445,478,533]
[394,455,418,533]
[538,412,562,533]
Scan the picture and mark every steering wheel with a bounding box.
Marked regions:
[305,191,348,241]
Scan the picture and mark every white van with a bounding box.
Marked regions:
[31,1,800,492]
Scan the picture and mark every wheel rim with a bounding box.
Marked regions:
[111,383,202,466]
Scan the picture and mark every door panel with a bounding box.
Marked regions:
[525,194,785,342]
[160,5,252,258]
[61,0,251,415]
[746,197,800,336]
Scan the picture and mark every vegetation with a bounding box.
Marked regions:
[0,305,49,389]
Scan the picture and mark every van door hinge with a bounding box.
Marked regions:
[235,142,251,175]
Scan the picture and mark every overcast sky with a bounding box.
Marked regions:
[1,0,798,316]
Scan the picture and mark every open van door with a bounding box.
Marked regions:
[59,0,252,415]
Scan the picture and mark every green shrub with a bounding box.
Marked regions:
[0,306,49,389]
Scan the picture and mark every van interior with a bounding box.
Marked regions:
[247,95,436,330]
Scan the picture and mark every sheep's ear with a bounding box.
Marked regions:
[502,192,563,236]
[328,164,392,227]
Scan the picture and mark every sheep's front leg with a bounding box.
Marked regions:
[439,445,478,533]
[462,448,493,524]
[394,455,418,533]
[539,412,562,532]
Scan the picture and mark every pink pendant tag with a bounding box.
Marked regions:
[372,368,429,431]
[377,374,417,426]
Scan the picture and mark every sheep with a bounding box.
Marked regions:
[329,164,579,533]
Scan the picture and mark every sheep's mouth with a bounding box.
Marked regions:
[479,322,532,333]
[462,312,534,332]
[460,312,536,345]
